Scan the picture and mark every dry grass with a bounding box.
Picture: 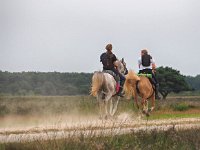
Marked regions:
[1,127,200,150]
[0,95,200,149]
[0,95,200,127]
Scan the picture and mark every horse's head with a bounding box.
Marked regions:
[115,58,128,75]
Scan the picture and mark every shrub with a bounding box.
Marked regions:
[170,103,190,111]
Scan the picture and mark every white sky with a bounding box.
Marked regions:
[0,0,200,76]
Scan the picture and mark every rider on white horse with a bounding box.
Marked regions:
[100,44,126,97]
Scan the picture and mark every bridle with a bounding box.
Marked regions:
[121,60,128,75]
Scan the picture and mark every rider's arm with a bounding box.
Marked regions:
[113,54,118,68]
[151,58,156,73]
[138,58,141,69]
[114,61,118,68]
[100,53,104,62]
[152,63,156,70]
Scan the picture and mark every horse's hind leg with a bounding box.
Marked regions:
[109,98,113,116]
[135,99,139,109]
[134,92,139,109]
[104,100,109,119]
[142,98,149,116]
[149,95,155,112]
[98,102,103,119]
[97,96,104,120]
[145,100,150,117]
[104,94,113,119]
[111,96,120,116]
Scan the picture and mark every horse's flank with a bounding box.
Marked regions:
[138,76,154,99]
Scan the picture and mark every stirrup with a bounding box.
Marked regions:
[155,95,161,100]
[117,91,125,97]
[117,93,124,97]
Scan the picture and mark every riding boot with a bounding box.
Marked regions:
[117,86,124,97]
[155,84,161,100]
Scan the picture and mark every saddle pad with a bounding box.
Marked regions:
[137,73,152,78]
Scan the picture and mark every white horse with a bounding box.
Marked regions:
[90,59,127,119]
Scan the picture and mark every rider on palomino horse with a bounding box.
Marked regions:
[100,44,127,97]
[138,49,161,99]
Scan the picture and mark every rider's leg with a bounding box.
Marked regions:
[111,68,121,93]
[141,69,161,100]
[117,74,126,97]
[152,73,161,100]
[111,68,125,97]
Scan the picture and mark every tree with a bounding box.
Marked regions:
[156,66,190,99]
[185,75,200,90]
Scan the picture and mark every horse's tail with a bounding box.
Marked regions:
[90,71,104,97]
[123,70,140,98]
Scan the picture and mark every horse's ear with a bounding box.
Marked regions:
[121,58,124,63]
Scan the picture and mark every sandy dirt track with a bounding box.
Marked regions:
[0,114,200,143]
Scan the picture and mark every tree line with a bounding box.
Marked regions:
[0,71,92,96]
[0,67,199,98]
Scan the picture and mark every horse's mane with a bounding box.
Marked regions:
[126,70,140,81]
[115,59,125,74]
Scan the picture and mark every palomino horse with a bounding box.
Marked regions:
[90,59,127,119]
[123,70,155,116]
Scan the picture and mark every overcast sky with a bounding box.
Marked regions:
[0,0,200,76]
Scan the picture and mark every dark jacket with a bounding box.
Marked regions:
[100,52,117,70]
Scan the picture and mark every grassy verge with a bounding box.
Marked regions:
[149,112,200,120]
[0,95,98,117]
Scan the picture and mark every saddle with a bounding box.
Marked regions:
[102,70,120,82]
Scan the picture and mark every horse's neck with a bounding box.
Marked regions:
[116,62,124,74]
